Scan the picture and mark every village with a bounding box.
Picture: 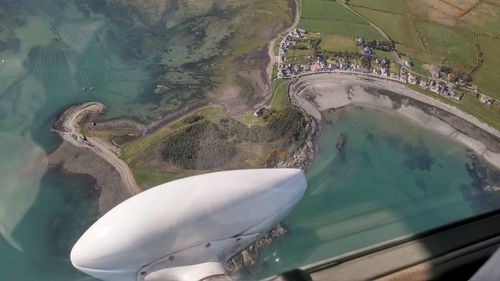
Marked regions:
[276,28,496,106]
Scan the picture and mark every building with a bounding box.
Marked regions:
[430,81,444,94]
[355,37,365,46]
[254,106,266,117]
[310,63,321,72]
[480,95,495,105]
[430,66,441,78]
[363,47,374,56]
[297,28,307,36]
[419,79,429,88]
[390,72,399,79]
[408,73,418,84]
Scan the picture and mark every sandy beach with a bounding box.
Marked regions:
[289,73,500,170]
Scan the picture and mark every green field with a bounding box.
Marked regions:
[301,0,365,23]
[348,0,407,14]
[133,171,179,189]
[347,2,476,71]
[320,34,359,52]
[459,2,500,38]
[267,79,292,110]
[299,0,382,39]
[343,0,500,100]
[352,7,420,49]
[286,48,315,64]
[296,0,499,126]
[473,35,500,99]
[417,20,476,68]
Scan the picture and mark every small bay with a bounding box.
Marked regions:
[246,106,500,280]
[1,1,499,281]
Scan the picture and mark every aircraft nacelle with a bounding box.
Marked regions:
[70,169,308,281]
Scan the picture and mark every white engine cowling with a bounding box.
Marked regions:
[71,168,308,281]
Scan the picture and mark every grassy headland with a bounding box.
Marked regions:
[115,105,308,188]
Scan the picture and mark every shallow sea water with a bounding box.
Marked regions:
[0,1,151,280]
[246,106,499,279]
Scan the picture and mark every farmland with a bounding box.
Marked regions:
[299,0,383,39]
[294,0,499,127]
[346,0,500,98]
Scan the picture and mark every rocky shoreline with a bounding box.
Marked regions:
[278,116,320,170]
[226,224,288,274]
[221,118,319,277]
[221,0,317,273]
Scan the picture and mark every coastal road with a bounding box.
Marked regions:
[266,0,301,82]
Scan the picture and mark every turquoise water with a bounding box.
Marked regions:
[247,106,499,279]
[1,1,499,281]
[0,1,154,280]
[1,1,220,280]
[0,169,98,281]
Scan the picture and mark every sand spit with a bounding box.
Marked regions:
[289,73,500,170]
[50,102,141,213]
